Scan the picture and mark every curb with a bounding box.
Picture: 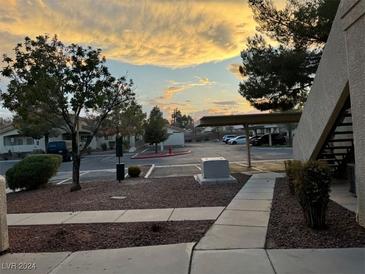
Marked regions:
[131,150,191,159]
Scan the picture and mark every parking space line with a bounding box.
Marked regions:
[56,177,72,185]
[132,147,149,158]
[144,164,155,178]
[195,165,201,171]
[56,171,90,185]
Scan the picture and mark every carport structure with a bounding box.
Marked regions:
[197,112,301,167]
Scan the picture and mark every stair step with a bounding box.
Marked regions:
[338,122,352,126]
[328,138,353,143]
[326,163,339,167]
[320,152,348,156]
[324,145,353,150]
[333,131,353,135]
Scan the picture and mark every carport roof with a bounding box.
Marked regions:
[197,112,301,127]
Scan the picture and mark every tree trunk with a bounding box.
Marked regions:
[70,132,81,192]
[155,143,158,153]
[288,125,293,146]
[44,133,49,152]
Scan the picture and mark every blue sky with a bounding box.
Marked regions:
[0,0,284,120]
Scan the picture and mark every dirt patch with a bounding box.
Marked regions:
[7,173,249,213]
[266,177,365,249]
[9,221,212,253]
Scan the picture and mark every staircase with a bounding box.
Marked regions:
[317,98,354,175]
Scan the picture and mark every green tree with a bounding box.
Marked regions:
[144,106,168,153]
[101,99,146,146]
[1,35,134,191]
[238,0,340,111]
[171,108,193,129]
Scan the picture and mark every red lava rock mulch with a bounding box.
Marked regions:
[9,221,213,253]
[7,173,249,213]
[266,177,365,249]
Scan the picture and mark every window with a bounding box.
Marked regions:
[4,135,26,146]
[16,138,23,145]
[26,137,34,145]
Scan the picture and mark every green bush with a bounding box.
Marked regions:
[284,160,304,194]
[128,166,141,178]
[295,160,331,229]
[6,154,62,191]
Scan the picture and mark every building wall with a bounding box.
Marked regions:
[342,0,365,226]
[293,0,365,226]
[293,3,349,161]
[0,129,42,154]
[0,128,98,154]
[163,129,185,147]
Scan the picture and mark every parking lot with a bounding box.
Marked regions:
[0,142,292,184]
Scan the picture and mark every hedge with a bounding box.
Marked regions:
[6,154,62,191]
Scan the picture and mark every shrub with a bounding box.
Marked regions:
[284,160,304,194]
[6,154,62,191]
[128,166,141,178]
[295,160,331,229]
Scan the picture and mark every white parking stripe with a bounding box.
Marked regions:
[144,164,155,178]
[56,171,90,185]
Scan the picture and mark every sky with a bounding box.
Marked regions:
[0,0,284,121]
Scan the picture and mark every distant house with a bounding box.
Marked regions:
[0,124,98,155]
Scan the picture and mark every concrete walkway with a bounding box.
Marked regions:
[7,207,225,226]
[190,172,365,274]
[0,243,195,274]
[331,182,357,213]
[2,173,365,273]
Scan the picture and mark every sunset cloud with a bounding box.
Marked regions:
[0,0,256,68]
[212,100,238,106]
[163,77,215,99]
[228,63,244,80]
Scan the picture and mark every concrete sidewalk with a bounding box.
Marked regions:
[0,243,195,274]
[190,172,365,274]
[7,207,225,226]
[1,244,364,274]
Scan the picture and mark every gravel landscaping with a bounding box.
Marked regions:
[266,177,365,249]
[8,221,213,253]
[7,173,249,213]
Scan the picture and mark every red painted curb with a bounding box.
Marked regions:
[131,150,191,159]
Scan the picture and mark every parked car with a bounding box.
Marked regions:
[249,135,260,144]
[228,135,246,145]
[47,141,72,161]
[222,135,237,143]
[251,133,286,146]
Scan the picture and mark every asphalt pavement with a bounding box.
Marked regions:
[0,142,292,184]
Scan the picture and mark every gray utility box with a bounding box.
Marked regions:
[195,157,237,185]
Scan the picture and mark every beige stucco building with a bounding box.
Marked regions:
[294,0,365,226]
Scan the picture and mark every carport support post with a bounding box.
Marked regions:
[244,124,252,168]
[0,175,9,253]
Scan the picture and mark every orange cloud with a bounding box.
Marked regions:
[0,0,259,68]
[162,77,215,99]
